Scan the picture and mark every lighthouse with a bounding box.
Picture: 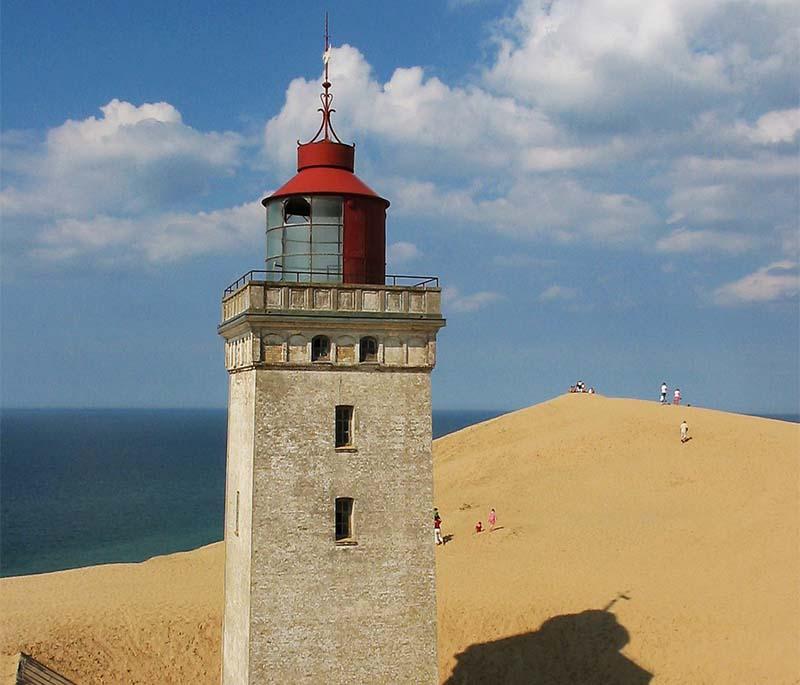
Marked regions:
[218,28,445,685]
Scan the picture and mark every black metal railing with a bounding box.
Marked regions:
[224,270,439,295]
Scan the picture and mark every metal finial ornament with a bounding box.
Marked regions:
[301,13,343,145]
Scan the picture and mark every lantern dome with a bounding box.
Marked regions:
[261,36,387,285]
[265,140,389,206]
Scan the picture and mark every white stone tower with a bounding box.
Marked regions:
[218,32,445,684]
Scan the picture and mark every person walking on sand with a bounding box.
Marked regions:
[488,508,497,531]
[660,382,668,404]
[674,388,682,405]
[680,420,689,443]
[434,513,443,545]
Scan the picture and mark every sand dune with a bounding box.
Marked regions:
[433,394,799,683]
[0,542,224,684]
[2,394,798,683]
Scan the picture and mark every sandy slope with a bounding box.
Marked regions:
[1,394,798,683]
[433,394,799,683]
[0,542,224,684]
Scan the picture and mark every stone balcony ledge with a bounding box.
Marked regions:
[221,279,442,328]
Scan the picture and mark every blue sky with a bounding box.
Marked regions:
[2,0,798,414]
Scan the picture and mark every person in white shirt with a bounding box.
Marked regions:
[680,420,689,443]
[660,382,668,404]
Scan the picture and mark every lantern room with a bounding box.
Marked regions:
[261,47,388,285]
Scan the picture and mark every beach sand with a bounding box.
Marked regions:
[2,394,798,683]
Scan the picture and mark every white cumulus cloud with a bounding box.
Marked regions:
[1,100,255,265]
[485,0,798,124]
[663,152,798,254]
[2,99,243,218]
[390,176,655,245]
[264,44,567,177]
[656,228,756,255]
[30,202,263,265]
[538,284,578,302]
[736,108,800,145]
[713,261,799,305]
[387,241,421,267]
[442,286,503,312]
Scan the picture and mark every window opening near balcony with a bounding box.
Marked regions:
[312,335,331,362]
[359,336,378,363]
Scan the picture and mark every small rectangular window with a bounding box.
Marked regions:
[335,497,354,541]
[335,405,353,448]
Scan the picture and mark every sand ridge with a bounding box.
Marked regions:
[2,394,798,683]
[433,394,799,683]
[0,543,224,684]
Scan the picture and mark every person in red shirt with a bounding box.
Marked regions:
[434,514,443,545]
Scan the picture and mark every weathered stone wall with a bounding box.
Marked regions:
[220,281,444,684]
[246,367,438,684]
[221,371,255,685]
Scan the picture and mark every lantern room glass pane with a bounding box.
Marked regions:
[312,253,341,278]
[312,225,340,252]
[264,195,344,283]
[265,257,283,280]
[284,225,310,255]
[312,197,342,224]
[283,253,311,277]
[267,200,283,229]
[266,228,282,259]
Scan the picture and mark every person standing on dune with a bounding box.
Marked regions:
[660,382,668,404]
[488,508,497,531]
[680,420,689,443]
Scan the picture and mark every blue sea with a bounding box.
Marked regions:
[0,408,506,578]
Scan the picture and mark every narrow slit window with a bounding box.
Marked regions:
[359,336,378,363]
[335,405,353,448]
[312,335,330,361]
[335,497,354,541]
[234,490,240,537]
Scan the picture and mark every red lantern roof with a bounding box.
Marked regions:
[265,140,389,207]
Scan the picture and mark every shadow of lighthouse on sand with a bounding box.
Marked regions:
[445,609,652,685]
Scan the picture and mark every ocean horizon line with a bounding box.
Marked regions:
[0,405,513,412]
[2,405,798,422]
